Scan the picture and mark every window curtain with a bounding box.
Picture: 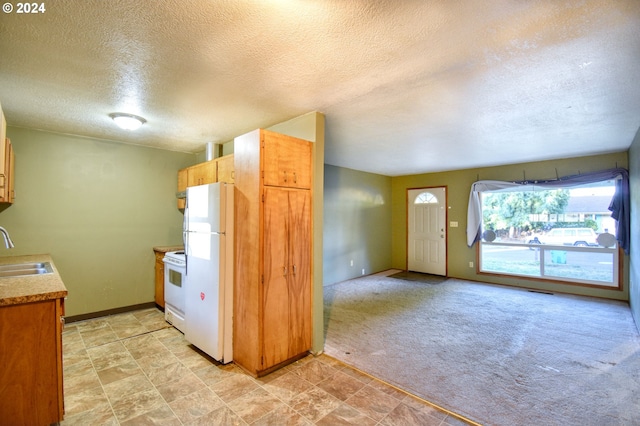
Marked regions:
[466,168,630,254]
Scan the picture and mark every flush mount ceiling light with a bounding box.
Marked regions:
[109,112,147,131]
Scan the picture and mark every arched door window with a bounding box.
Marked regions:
[414,192,438,204]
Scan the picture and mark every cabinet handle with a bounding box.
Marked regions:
[293,172,297,183]
[293,264,296,275]
[283,171,287,182]
[283,266,288,276]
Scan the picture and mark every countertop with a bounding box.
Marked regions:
[0,254,68,306]
[153,245,183,253]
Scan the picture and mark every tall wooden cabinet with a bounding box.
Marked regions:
[234,129,312,377]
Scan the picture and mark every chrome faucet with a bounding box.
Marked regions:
[0,226,14,249]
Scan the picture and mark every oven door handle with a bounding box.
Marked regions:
[163,258,185,267]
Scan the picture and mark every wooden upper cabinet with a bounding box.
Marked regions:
[187,160,216,187]
[0,103,14,205]
[262,131,312,189]
[0,103,6,180]
[178,155,235,208]
[0,138,14,204]
[216,154,235,183]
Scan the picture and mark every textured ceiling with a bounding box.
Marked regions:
[1,0,639,176]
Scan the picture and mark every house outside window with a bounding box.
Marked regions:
[476,180,620,289]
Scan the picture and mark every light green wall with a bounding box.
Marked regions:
[1,127,195,316]
[391,151,630,301]
[323,165,392,285]
[628,128,640,331]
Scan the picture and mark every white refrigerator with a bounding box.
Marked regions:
[183,182,234,363]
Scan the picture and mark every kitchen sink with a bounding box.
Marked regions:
[0,262,53,278]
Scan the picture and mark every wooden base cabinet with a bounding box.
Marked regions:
[0,298,65,424]
[154,249,166,308]
[234,129,312,377]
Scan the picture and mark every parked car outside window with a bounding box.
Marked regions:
[537,227,598,247]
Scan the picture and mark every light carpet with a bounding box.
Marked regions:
[323,271,640,425]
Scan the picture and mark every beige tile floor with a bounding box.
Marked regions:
[61,308,474,425]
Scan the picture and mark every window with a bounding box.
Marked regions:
[469,175,625,289]
[415,192,438,204]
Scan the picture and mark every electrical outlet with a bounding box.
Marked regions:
[362,268,365,275]
[350,259,354,267]
[469,261,474,268]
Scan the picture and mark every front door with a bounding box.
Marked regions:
[407,187,447,275]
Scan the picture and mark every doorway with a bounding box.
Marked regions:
[407,187,447,275]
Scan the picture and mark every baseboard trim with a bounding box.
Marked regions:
[65,302,158,323]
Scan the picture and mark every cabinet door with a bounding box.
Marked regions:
[0,299,63,424]
[154,251,165,307]
[187,161,216,186]
[0,138,12,203]
[262,133,312,189]
[262,187,290,368]
[7,139,14,203]
[216,155,234,183]
[286,189,312,358]
[0,108,6,181]
[262,187,311,369]
[55,298,65,418]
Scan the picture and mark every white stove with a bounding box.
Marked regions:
[163,250,186,332]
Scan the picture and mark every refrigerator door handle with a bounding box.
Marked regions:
[183,197,188,247]
[184,232,188,272]
[183,196,189,272]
